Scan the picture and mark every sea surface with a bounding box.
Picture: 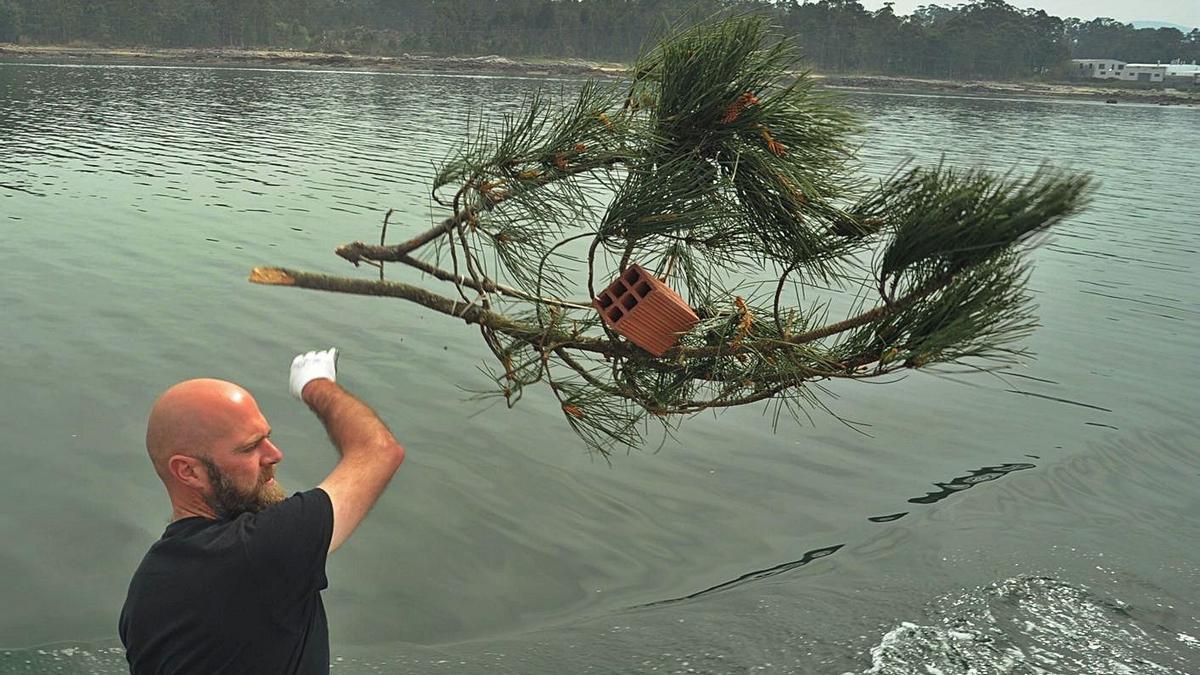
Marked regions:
[1,62,1198,674]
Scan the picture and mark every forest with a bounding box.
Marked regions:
[1,0,1197,80]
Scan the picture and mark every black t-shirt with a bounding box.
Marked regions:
[119,488,334,675]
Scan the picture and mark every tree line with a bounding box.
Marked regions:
[1,0,1197,80]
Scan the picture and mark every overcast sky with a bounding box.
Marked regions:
[856,0,1199,29]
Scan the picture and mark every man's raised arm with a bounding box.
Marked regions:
[290,348,405,554]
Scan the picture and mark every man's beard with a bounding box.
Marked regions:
[199,457,286,519]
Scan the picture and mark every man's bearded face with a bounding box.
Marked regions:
[199,456,286,519]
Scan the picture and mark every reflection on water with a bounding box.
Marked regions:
[643,543,847,608]
[867,461,1038,520]
[649,460,1038,607]
[905,462,1036,506]
[2,62,1199,672]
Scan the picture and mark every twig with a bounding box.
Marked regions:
[774,262,800,336]
[336,157,625,267]
[379,208,393,281]
[398,252,591,310]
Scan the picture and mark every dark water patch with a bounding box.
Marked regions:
[1043,244,1192,274]
[1002,371,1058,385]
[641,460,1039,608]
[906,463,1036,506]
[1079,289,1200,316]
[0,183,42,196]
[1005,389,1113,412]
[638,543,846,608]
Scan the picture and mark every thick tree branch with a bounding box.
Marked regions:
[248,266,955,362]
[249,266,634,357]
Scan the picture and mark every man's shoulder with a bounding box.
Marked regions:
[239,487,334,571]
[126,487,334,627]
[147,488,331,554]
[246,487,332,531]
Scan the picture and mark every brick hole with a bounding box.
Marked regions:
[613,280,629,296]
[607,306,624,322]
[621,294,638,310]
[622,266,641,285]
[597,294,614,309]
[634,280,651,297]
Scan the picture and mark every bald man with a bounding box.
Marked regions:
[118,348,404,675]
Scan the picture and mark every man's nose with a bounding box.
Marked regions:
[261,438,284,464]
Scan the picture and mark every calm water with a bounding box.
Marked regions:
[1,63,1198,674]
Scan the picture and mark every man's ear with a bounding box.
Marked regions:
[168,454,208,489]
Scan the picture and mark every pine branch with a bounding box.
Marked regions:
[249,14,1092,455]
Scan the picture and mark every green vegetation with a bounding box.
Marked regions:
[0,0,1197,80]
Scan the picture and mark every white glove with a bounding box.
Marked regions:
[290,347,338,400]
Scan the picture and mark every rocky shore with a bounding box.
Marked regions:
[0,44,625,78]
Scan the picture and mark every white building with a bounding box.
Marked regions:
[1164,62,1200,84]
[1071,59,1199,84]
[1071,59,1125,79]
[1120,63,1168,82]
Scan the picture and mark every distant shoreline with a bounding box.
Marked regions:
[817,74,1199,106]
[0,44,625,79]
[2,44,1197,106]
